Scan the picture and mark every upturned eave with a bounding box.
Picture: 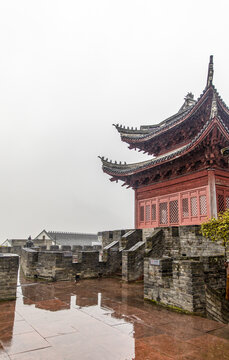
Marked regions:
[99,116,229,178]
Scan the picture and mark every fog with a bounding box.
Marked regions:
[0,0,229,242]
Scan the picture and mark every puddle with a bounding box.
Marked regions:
[0,274,229,359]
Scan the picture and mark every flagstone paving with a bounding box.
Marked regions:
[0,276,229,359]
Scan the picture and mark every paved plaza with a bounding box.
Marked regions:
[0,276,229,359]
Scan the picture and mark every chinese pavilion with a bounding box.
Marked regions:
[99,56,229,229]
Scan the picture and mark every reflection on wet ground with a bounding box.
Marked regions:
[0,274,229,359]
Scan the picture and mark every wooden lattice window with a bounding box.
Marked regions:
[182,198,189,218]
[159,202,168,224]
[140,206,144,222]
[169,200,179,223]
[145,205,150,222]
[218,194,225,213]
[137,186,208,228]
[191,197,198,216]
[151,203,156,221]
[226,196,229,210]
[199,195,207,216]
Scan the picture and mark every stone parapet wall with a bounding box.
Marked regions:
[73,251,102,279]
[16,224,228,321]
[0,244,102,255]
[0,246,22,256]
[120,229,142,250]
[20,249,39,277]
[36,251,71,280]
[202,256,226,290]
[172,260,206,313]
[0,254,19,301]
[142,228,155,242]
[122,241,145,282]
[101,229,131,248]
[206,286,229,323]
[143,225,227,316]
[144,255,226,314]
[179,226,224,257]
[145,225,225,259]
[144,257,173,307]
[21,247,121,281]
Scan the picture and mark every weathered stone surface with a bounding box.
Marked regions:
[206,286,229,323]
[0,253,19,300]
[144,254,226,315]
[100,229,131,248]
[122,241,145,282]
[20,246,121,281]
[17,225,228,321]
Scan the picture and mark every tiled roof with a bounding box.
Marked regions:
[114,103,195,138]
[47,231,98,241]
[100,56,229,182]
[114,87,211,143]
[99,115,229,177]
[47,232,99,247]
[112,57,220,145]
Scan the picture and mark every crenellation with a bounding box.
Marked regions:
[0,254,19,301]
[3,224,228,322]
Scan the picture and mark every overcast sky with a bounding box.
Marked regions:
[0,0,229,242]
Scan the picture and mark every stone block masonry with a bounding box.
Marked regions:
[0,245,23,256]
[16,224,229,322]
[144,225,227,315]
[122,241,145,282]
[205,286,229,323]
[144,255,226,314]
[20,248,38,277]
[0,254,19,301]
[20,247,121,281]
[101,229,131,248]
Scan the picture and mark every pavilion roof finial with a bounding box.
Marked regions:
[206,55,214,88]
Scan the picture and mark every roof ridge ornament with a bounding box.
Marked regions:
[207,55,214,88]
[210,93,218,119]
[179,92,195,112]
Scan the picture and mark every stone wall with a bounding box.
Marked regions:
[144,255,226,314]
[144,226,225,259]
[73,251,102,279]
[21,246,121,281]
[0,246,23,256]
[0,254,19,301]
[100,229,131,248]
[202,256,226,290]
[102,240,122,275]
[179,226,224,257]
[36,251,74,281]
[122,241,145,282]
[142,228,157,242]
[206,286,229,323]
[0,244,102,255]
[17,224,228,320]
[143,225,226,314]
[20,249,39,277]
[120,230,142,250]
[172,259,206,313]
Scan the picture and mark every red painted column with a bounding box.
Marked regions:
[208,170,217,219]
[135,190,138,229]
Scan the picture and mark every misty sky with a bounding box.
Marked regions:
[0,0,229,242]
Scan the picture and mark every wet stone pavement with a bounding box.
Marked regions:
[0,275,229,360]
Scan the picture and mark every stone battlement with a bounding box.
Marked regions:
[2,225,227,322]
[0,254,19,301]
